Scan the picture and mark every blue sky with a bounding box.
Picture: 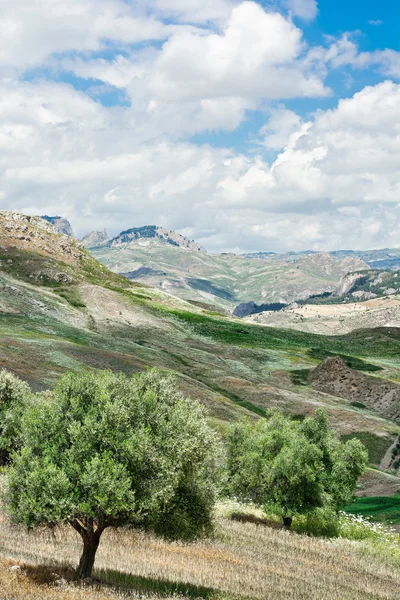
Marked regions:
[1,0,400,252]
[192,0,400,152]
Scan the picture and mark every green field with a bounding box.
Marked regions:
[345,496,400,524]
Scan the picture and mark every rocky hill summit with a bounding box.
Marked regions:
[40,215,74,236]
[309,355,400,422]
[107,225,204,251]
[81,229,109,248]
[1,211,56,234]
[0,210,85,267]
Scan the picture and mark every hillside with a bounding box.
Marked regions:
[334,269,400,300]
[245,268,400,333]
[91,240,368,311]
[1,211,400,464]
[309,356,400,423]
[2,210,400,598]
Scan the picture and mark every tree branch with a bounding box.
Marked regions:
[70,519,87,538]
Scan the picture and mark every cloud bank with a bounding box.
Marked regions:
[0,0,399,252]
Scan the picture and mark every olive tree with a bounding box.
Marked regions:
[5,369,221,579]
[0,369,30,464]
[227,409,367,528]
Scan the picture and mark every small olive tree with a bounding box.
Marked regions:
[0,369,30,464]
[227,409,367,528]
[6,369,221,579]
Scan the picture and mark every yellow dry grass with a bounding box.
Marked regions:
[0,506,399,600]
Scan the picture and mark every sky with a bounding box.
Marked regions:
[1,0,400,253]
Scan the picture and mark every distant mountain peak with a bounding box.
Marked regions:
[40,215,74,237]
[81,229,109,249]
[107,225,205,252]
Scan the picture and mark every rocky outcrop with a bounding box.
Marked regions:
[81,229,109,248]
[334,269,400,298]
[0,210,85,264]
[309,356,400,422]
[233,301,258,318]
[334,273,369,297]
[0,211,56,233]
[108,226,205,251]
[40,216,74,236]
[351,291,377,300]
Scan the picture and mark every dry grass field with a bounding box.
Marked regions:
[1,504,400,600]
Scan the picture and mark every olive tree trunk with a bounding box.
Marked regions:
[78,534,100,579]
[283,516,293,529]
[71,519,105,579]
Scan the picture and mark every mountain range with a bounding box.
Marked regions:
[34,216,400,316]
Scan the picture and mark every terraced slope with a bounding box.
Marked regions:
[1,211,400,471]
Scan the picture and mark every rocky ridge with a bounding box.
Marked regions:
[0,210,85,265]
[107,226,204,251]
[40,215,74,236]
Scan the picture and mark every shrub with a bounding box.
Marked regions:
[293,507,340,537]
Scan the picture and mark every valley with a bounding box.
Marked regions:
[89,234,369,311]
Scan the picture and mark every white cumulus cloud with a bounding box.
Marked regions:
[1,78,400,252]
[0,0,400,253]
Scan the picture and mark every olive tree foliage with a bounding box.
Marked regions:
[0,369,31,464]
[6,369,221,579]
[227,409,367,528]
